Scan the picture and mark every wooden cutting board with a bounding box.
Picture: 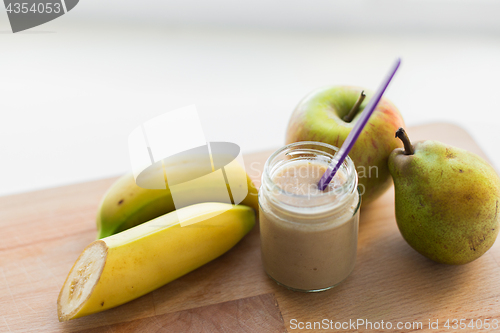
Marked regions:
[1,123,499,333]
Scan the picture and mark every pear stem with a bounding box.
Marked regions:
[395,128,414,155]
[343,90,366,123]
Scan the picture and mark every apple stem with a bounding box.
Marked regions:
[395,128,415,155]
[343,90,366,123]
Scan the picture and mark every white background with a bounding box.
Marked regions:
[1,0,500,196]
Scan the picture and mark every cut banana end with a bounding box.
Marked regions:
[57,241,107,322]
[58,202,255,321]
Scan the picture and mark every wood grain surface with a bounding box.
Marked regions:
[0,123,499,332]
[77,294,286,333]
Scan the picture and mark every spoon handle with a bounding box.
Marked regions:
[318,58,401,191]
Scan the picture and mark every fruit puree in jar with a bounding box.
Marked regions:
[259,159,359,291]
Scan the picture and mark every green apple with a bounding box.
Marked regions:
[285,86,405,206]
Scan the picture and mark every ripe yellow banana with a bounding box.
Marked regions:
[96,159,259,239]
[58,202,255,321]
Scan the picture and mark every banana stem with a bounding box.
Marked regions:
[395,128,414,155]
[343,90,366,123]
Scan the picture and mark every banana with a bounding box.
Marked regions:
[58,202,255,321]
[96,158,259,239]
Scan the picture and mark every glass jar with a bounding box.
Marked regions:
[259,141,361,292]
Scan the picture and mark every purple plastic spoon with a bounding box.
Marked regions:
[317,58,401,191]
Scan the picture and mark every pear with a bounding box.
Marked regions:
[388,128,500,265]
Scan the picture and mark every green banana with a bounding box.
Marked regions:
[96,161,259,239]
[58,202,255,321]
